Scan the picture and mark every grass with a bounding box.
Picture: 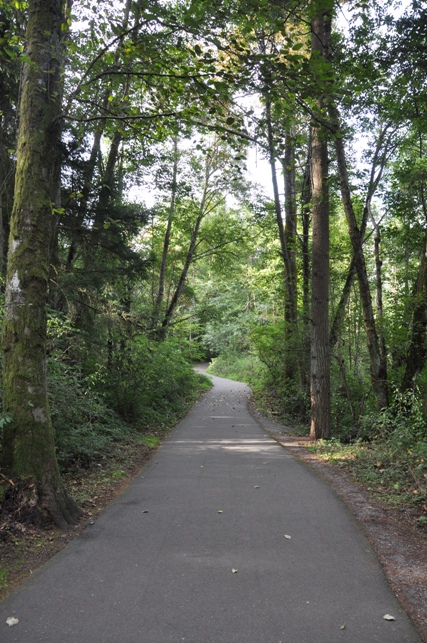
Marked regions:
[208,353,264,386]
[308,438,427,521]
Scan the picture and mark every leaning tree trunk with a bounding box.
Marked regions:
[329,122,395,351]
[329,102,389,411]
[151,136,179,330]
[309,2,332,440]
[1,0,81,528]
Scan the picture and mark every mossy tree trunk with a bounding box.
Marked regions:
[1,0,82,528]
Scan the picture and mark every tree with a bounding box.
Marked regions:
[309,0,332,440]
[1,0,82,528]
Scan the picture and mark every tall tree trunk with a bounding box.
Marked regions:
[401,242,427,391]
[91,129,123,238]
[158,152,224,336]
[151,136,179,328]
[281,128,300,382]
[300,144,311,391]
[329,103,389,410]
[371,213,387,365]
[265,93,297,325]
[282,127,298,315]
[1,0,81,528]
[310,123,331,439]
[0,56,17,277]
[65,127,103,271]
[160,208,204,335]
[401,134,427,390]
[329,123,395,350]
[309,2,332,440]
[301,145,311,332]
[0,115,7,276]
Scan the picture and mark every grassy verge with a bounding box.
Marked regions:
[308,438,427,527]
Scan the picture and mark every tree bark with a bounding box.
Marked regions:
[401,134,427,390]
[283,128,298,317]
[371,213,387,366]
[309,3,332,440]
[401,237,427,390]
[299,144,311,391]
[1,0,82,528]
[310,122,331,439]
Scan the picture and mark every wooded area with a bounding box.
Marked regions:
[0,0,426,527]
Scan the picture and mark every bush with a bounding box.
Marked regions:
[358,388,427,498]
[103,336,210,426]
[48,359,135,468]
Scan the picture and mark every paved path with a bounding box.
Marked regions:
[0,374,421,642]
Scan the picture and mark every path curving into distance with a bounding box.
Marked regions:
[0,372,422,642]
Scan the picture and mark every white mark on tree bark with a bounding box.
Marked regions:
[11,238,21,254]
[32,407,47,423]
[5,271,24,315]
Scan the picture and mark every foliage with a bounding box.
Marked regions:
[102,335,211,425]
[208,352,265,387]
[311,387,427,516]
[47,359,134,468]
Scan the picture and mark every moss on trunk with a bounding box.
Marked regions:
[1,0,81,528]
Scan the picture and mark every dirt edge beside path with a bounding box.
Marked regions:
[248,398,427,643]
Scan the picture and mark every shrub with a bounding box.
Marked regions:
[103,336,210,426]
[48,359,134,467]
[359,388,427,498]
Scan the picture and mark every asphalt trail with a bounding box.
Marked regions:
[0,374,421,642]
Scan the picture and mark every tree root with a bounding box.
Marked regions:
[0,476,83,531]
